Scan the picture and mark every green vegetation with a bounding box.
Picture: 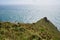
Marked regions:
[0,17,60,40]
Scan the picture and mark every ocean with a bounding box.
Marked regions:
[0,5,60,30]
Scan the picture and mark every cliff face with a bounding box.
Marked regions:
[0,17,60,40]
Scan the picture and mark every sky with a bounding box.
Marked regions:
[0,0,60,5]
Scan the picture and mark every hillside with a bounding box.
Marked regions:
[0,17,60,40]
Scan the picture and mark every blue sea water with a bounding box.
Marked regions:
[0,5,60,30]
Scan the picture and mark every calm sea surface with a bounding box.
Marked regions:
[0,5,60,30]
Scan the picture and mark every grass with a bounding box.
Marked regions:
[0,17,60,40]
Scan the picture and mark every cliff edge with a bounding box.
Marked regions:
[0,17,60,40]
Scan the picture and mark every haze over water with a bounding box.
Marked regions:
[0,5,60,30]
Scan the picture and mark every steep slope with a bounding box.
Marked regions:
[35,17,60,40]
[0,17,60,40]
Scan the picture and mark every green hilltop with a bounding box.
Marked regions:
[0,17,60,40]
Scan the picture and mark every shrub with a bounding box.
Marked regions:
[19,28,25,32]
[29,35,41,40]
[0,31,4,35]
[40,29,44,32]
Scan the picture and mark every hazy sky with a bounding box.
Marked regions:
[0,0,60,5]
